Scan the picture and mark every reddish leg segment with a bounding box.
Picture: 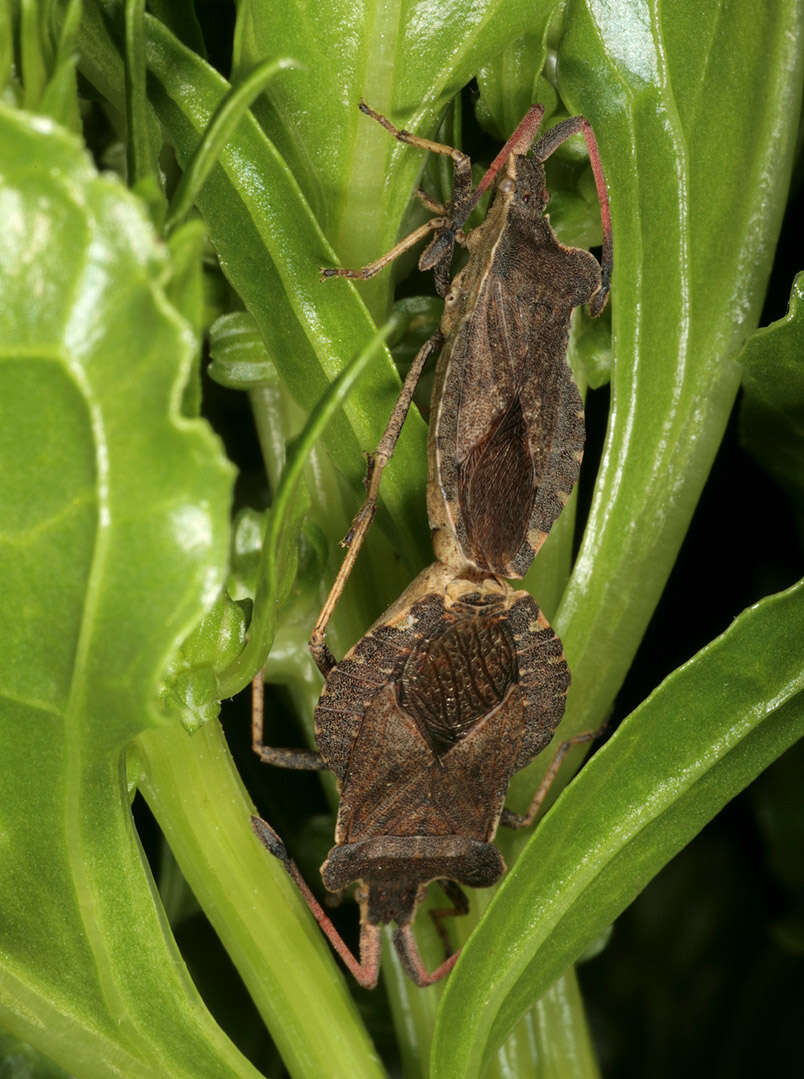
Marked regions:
[464,107,612,317]
[428,879,470,960]
[251,815,382,989]
[393,924,461,987]
[464,104,546,211]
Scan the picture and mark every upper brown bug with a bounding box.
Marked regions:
[310,101,612,667]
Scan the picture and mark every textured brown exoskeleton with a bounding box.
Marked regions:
[252,562,598,987]
[250,103,610,987]
[309,102,612,661]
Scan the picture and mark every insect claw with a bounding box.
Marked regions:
[250,815,290,864]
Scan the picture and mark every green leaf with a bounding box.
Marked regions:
[0,1,13,94]
[164,217,208,415]
[475,25,559,139]
[232,0,567,303]
[19,0,48,108]
[124,0,156,189]
[74,3,804,1073]
[739,271,804,531]
[164,56,299,232]
[545,0,803,735]
[217,310,407,698]
[40,0,83,131]
[208,310,279,390]
[0,106,242,1076]
[159,591,247,733]
[433,578,804,1077]
[141,16,430,581]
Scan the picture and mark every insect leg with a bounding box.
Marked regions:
[460,104,546,221]
[251,669,325,769]
[251,815,382,989]
[308,330,444,676]
[416,188,446,214]
[500,725,607,830]
[429,879,470,959]
[393,924,461,987]
[321,216,448,282]
[357,99,469,169]
[531,116,613,316]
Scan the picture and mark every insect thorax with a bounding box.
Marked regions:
[398,601,517,757]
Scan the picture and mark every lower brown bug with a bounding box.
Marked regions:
[252,562,598,987]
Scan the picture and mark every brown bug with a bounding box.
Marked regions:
[252,561,597,987]
[309,101,612,668]
[249,102,610,987]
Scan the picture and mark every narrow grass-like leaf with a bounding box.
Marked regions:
[39,0,82,129]
[0,0,12,92]
[433,579,804,1077]
[140,17,430,586]
[217,311,407,698]
[20,0,48,108]
[165,56,299,232]
[124,0,152,186]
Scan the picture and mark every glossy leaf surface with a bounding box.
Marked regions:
[60,2,804,1075]
[0,106,240,1077]
[740,271,804,528]
[434,579,804,1076]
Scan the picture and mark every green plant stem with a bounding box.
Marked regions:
[135,717,385,1079]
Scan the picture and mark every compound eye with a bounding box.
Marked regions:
[498,178,515,196]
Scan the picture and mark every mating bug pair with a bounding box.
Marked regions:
[251,99,612,987]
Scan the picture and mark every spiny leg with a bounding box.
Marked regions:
[251,815,381,989]
[416,188,446,214]
[531,115,613,316]
[358,98,470,170]
[322,101,474,291]
[321,216,448,283]
[251,668,325,769]
[429,879,470,960]
[308,330,444,676]
[501,725,607,830]
[354,100,475,235]
[393,923,461,987]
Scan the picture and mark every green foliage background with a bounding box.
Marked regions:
[0,1,802,1077]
